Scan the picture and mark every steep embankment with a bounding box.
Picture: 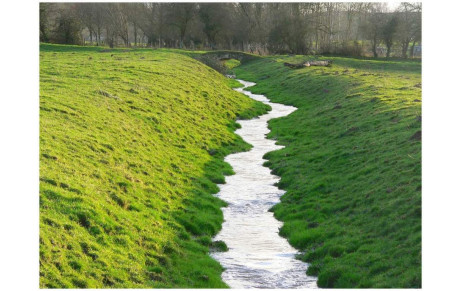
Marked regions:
[39,44,269,288]
[235,56,421,288]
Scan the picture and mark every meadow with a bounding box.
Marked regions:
[40,43,421,288]
[39,44,269,288]
[234,55,421,287]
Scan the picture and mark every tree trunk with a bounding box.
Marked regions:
[134,25,137,47]
[410,40,417,58]
[97,27,101,46]
[305,60,333,67]
[180,27,186,49]
[386,44,392,58]
[372,37,378,58]
[284,60,333,68]
[315,27,319,52]
[402,39,409,59]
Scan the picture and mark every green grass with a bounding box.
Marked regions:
[39,43,269,288]
[234,55,421,288]
[223,59,241,70]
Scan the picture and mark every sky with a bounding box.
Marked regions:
[387,2,402,11]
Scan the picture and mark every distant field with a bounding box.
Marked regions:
[234,55,421,288]
[39,44,269,288]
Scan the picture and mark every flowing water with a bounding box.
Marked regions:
[211,80,317,289]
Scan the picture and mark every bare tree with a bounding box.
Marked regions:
[121,3,144,47]
[397,3,422,58]
[169,3,197,49]
[53,4,83,45]
[76,3,105,45]
[104,4,130,47]
[41,2,422,58]
[382,14,398,58]
[198,3,229,49]
[40,3,55,42]
[358,3,391,57]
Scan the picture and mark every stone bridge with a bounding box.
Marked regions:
[201,51,258,63]
[192,51,258,74]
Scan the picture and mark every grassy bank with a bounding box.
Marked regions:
[39,44,269,288]
[234,56,421,288]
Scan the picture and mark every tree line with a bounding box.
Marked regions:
[40,2,421,58]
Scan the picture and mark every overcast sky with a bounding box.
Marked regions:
[387,2,401,11]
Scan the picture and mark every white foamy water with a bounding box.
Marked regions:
[211,80,317,289]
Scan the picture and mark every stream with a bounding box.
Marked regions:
[211,80,318,289]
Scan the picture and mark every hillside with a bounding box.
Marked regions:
[39,44,269,288]
[234,56,421,288]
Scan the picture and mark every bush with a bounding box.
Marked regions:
[336,41,364,57]
[320,41,364,57]
[50,9,83,45]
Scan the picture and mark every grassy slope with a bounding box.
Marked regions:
[39,44,269,288]
[234,56,421,288]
